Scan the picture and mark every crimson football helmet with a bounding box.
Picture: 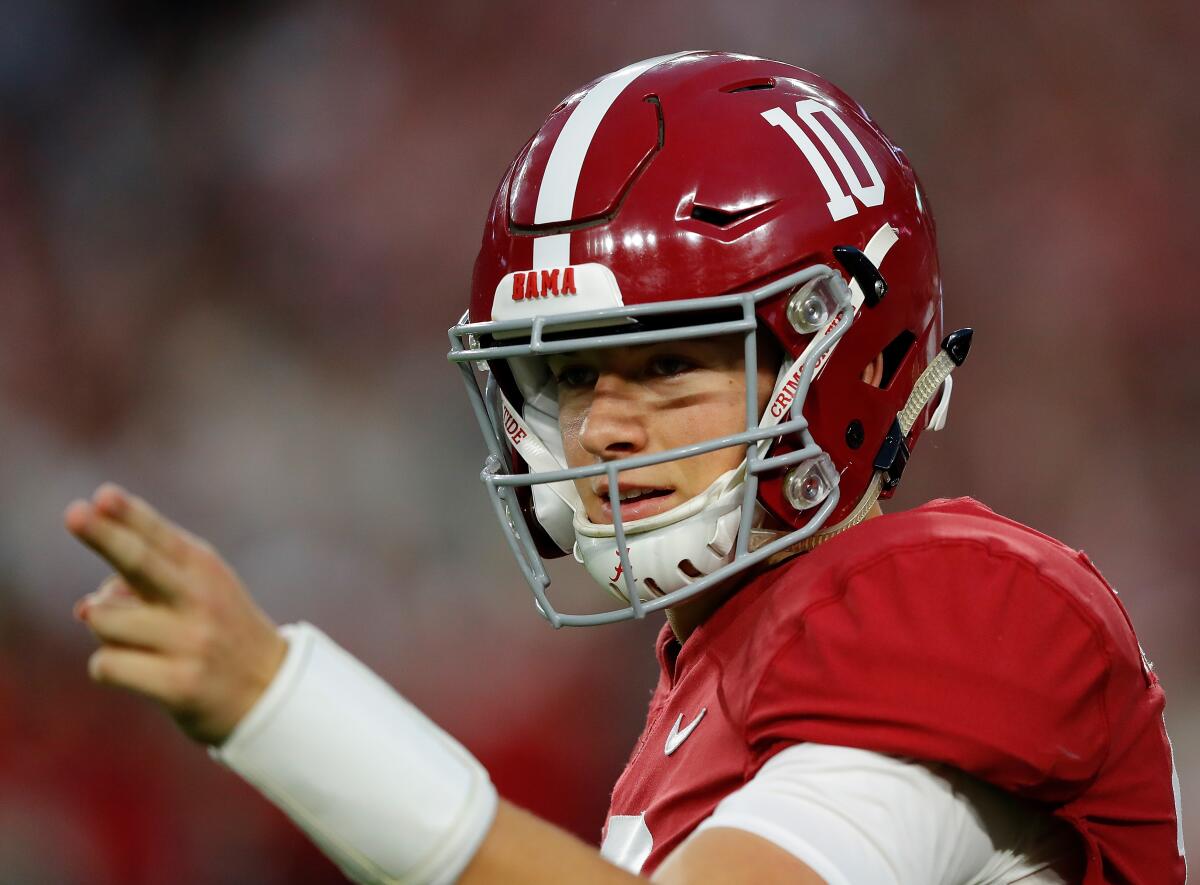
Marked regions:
[448,51,970,626]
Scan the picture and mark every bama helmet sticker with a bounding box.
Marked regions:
[491,263,625,324]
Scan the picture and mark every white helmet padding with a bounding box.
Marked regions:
[574,465,745,602]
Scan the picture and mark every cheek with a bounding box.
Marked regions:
[704,374,755,436]
[558,408,599,516]
[558,409,588,467]
[669,382,751,490]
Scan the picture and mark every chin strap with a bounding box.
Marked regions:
[751,471,884,562]
[752,329,973,561]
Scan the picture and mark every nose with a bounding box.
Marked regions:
[578,373,649,460]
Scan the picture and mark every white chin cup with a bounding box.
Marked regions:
[572,466,745,601]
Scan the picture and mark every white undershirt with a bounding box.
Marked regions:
[682,743,1080,884]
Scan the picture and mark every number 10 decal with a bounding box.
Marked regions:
[762,100,885,221]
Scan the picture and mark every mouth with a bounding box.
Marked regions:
[596,485,676,524]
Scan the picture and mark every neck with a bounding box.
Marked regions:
[665,581,738,644]
[665,500,886,644]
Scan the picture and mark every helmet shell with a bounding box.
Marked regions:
[470,50,943,535]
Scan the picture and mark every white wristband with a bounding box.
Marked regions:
[209,622,497,885]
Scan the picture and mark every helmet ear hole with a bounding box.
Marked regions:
[861,353,885,388]
[868,330,916,390]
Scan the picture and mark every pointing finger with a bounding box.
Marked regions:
[92,484,198,564]
[65,501,185,603]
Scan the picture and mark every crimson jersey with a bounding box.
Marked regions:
[604,498,1184,883]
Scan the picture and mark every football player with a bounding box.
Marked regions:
[67,52,1184,883]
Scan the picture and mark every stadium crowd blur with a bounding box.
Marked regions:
[1,2,1196,881]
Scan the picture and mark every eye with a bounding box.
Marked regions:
[647,354,696,378]
[554,364,598,389]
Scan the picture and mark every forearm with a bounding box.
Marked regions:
[213,621,642,884]
[459,801,640,885]
[212,622,498,884]
[458,802,828,885]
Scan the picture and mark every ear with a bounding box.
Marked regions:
[861,352,885,388]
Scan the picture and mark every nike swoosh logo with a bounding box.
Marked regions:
[664,708,706,756]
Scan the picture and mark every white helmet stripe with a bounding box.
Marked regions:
[532,51,692,270]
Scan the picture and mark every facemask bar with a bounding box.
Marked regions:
[448,265,852,627]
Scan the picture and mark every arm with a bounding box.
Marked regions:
[459,802,823,885]
[65,484,825,884]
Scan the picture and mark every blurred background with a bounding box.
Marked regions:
[1,0,1196,881]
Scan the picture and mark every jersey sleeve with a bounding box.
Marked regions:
[744,537,1118,803]
[690,743,1079,885]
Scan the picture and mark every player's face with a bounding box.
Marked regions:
[552,335,777,525]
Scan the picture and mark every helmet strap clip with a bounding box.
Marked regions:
[833,245,888,307]
[872,418,910,493]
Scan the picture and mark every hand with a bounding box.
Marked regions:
[64,483,288,745]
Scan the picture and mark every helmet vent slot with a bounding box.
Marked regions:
[722,78,777,93]
[876,330,916,390]
[689,201,774,228]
